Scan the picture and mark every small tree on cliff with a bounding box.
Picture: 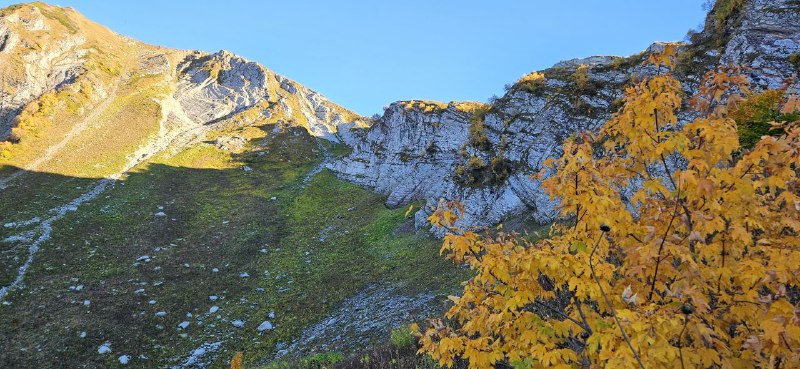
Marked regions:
[418,45,800,369]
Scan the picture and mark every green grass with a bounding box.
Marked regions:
[34,3,80,34]
[389,326,415,350]
[0,125,466,368]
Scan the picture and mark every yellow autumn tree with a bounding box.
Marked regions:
[420,45,800,369]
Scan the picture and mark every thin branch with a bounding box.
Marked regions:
[589,230,647,369]
[678,316,688,369]
[574,297,593,334]
[648,188,681,301]
[627,233,645,244]
[717,233,726,295]
[530,300,586,330]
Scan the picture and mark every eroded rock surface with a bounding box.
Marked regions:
[331,0,800,230]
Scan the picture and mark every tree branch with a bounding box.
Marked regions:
[648,188,681,301]
[589,230,647,369]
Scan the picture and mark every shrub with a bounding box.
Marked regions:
[730,90,799,149]
[514,72,547,96]
[610,97,626,112]
[425,142,438,155]
[571,64,596,95]
[390,326,416,350]
[488,155,513,184]
[468,108,491,151]
[466,155,485,170]
[713,0,745,33]
[789,52,800,71]
[454,154,514,187]
[9,127,25,143]
[609,52,645,71]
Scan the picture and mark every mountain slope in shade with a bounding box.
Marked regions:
[0,3,457,369]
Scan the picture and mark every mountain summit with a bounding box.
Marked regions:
[0,2,367,179]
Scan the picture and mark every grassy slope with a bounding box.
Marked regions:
[0,123,467,369]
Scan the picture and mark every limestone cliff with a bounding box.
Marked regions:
[331,0,800,230]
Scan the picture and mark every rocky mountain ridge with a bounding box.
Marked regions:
[332,0,800,230]
[0,2,367,181]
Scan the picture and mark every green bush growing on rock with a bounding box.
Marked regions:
[714,0,745,34]
[731,90,800,149]
[513,72,547,96]
[789,52,800,71]
[454,154,515,187]
[468,107,491,151]
[571,64,596,95]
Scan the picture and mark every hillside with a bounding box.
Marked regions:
[0,3,461,368]
[0,0,799,368]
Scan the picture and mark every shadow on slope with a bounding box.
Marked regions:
[0,126,466,369]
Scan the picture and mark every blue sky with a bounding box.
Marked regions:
[3,1,708,115]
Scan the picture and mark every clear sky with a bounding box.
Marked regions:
[2,1,708,116]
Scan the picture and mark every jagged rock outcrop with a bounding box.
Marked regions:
[173,49,368,143]
[0,4,88,138]
[331,0,800,230]
[175,50,270,125]
[0,3,368,180]
[721,0,800,89]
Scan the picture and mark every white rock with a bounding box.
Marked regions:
[268,311,275,319]
[231,320,245,328]
[257,321,273,332]
[118,355,130,365]
[155,311,167,317]
[239,272,250,278]
[178,321,190,329]
[97,343,112,354]
[154,212,166,217]
[209,306,219,314]
[211,268,219,273]
[209,296,218,301]
[80,331,87,338]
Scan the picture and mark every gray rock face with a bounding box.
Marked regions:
[277,283,438,358]
[175,50,270,125]
[173,50,367,143]
[331,0,800,230]
[721,0,800,90]
[0,7,87,138]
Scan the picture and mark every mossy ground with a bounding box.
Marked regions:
[0,124,467,368]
